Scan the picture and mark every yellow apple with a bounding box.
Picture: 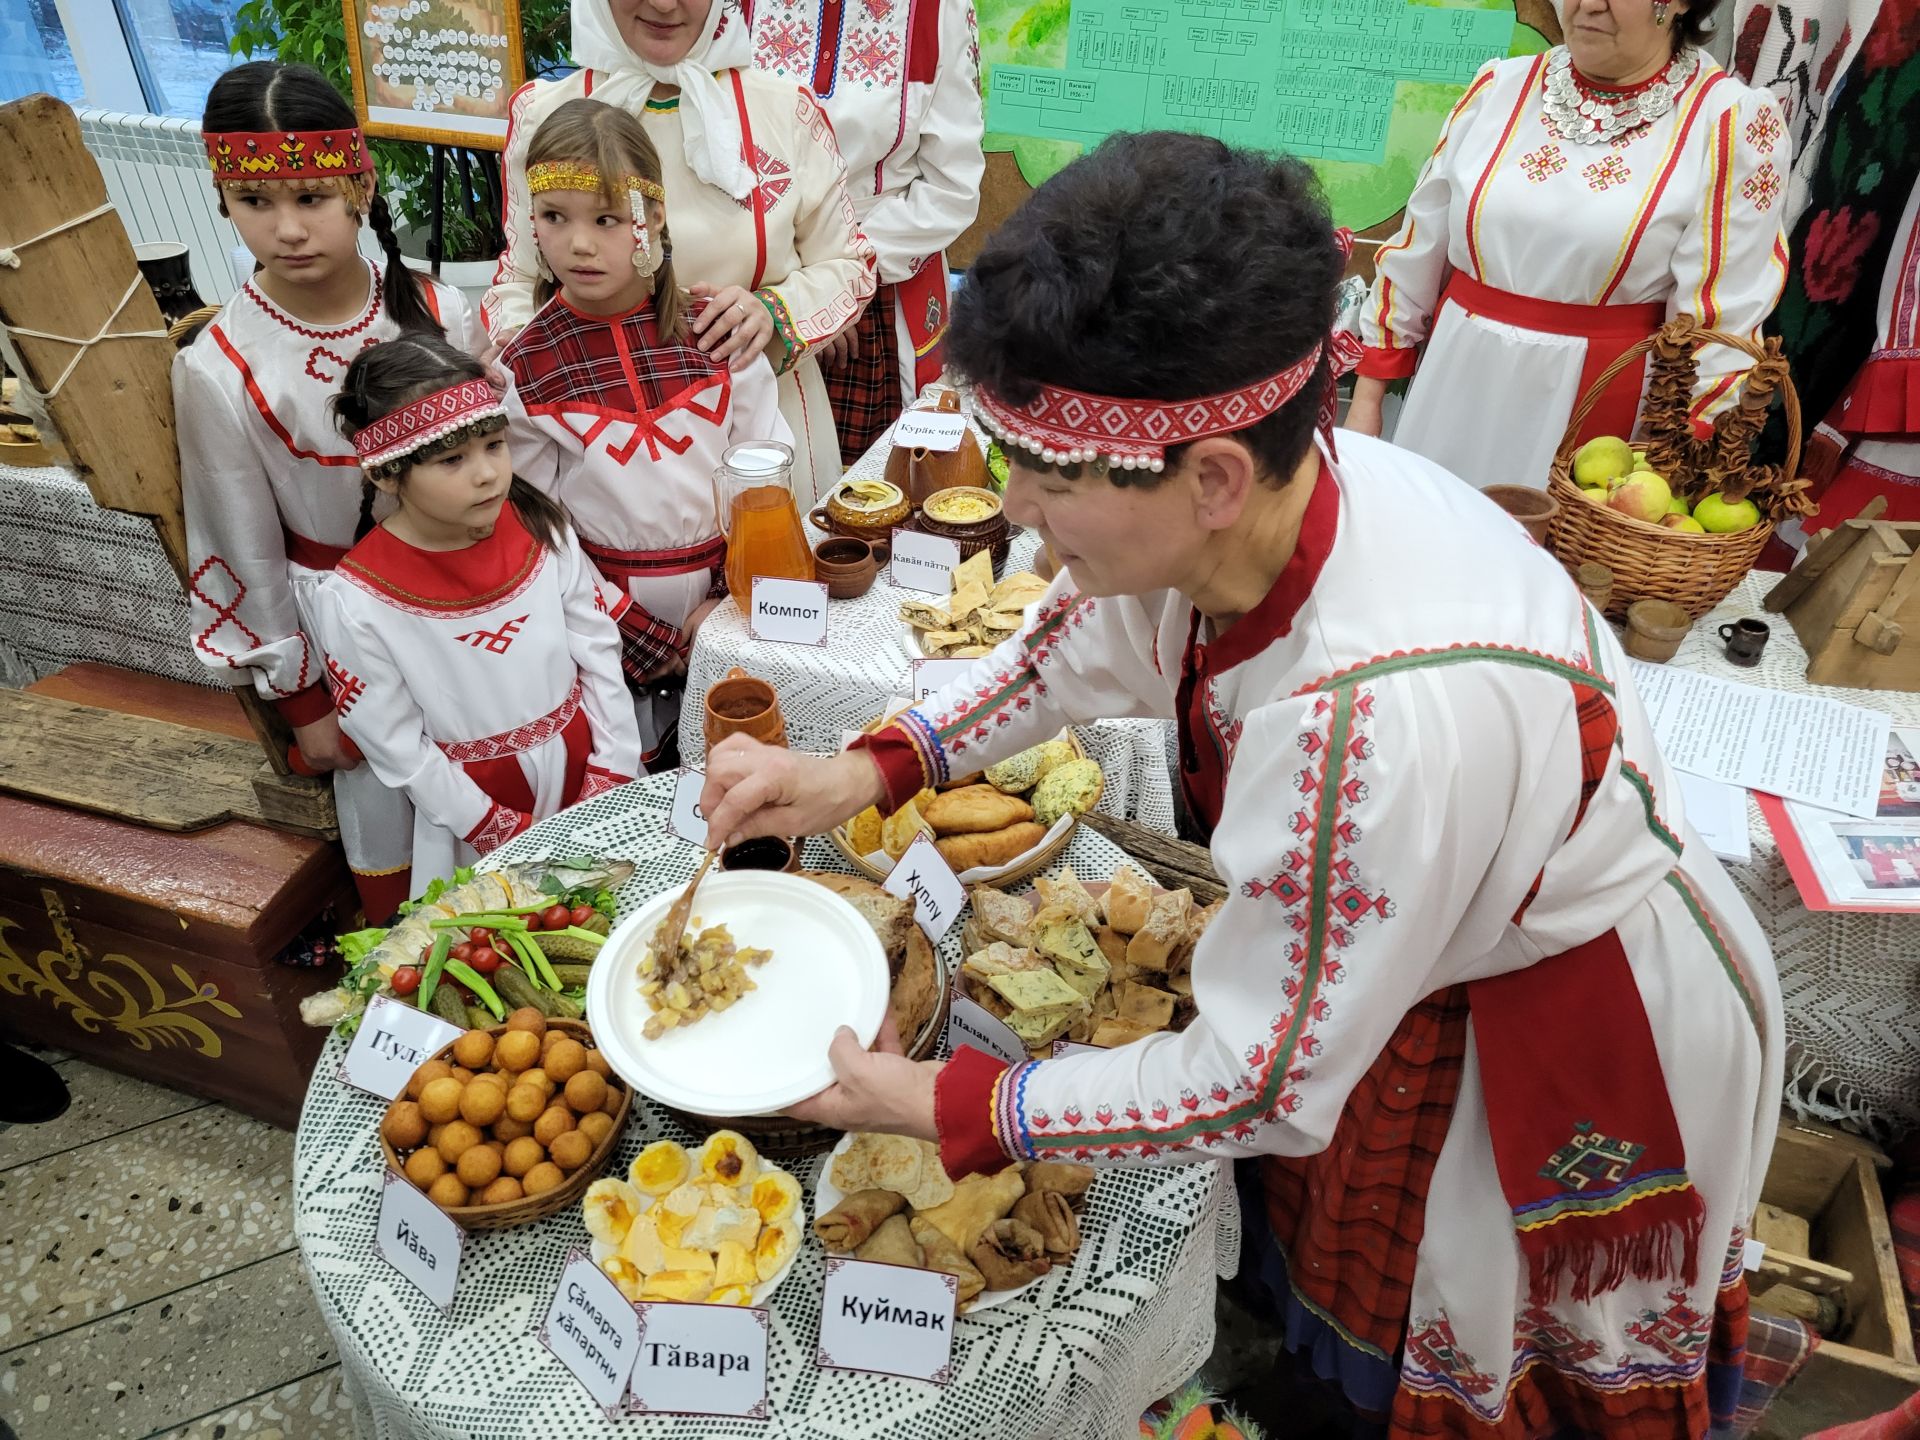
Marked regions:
[1662,514,1707,533]
[1608,470,1672,524]
[1573,436,1634,488]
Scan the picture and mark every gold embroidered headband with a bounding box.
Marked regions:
[526,162,665,202]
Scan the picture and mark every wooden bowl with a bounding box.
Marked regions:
[379,1018,631,1232]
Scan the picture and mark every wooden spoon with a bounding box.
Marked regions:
[651,848,716,957]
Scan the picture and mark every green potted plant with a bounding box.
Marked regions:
[231,0,570,281]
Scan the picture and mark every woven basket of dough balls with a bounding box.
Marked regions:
[1543,316,1810,620]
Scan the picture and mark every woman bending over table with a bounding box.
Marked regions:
[702,132,1781,1439]
[1344,0,1790,490]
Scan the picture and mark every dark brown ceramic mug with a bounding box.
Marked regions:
[1718,618,1770,667]
[812,536,888,600]
[718,836,800,873]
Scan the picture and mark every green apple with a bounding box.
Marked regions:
[1634,450,1653,472]
[1693,493,1761,533]
[1662,514,1707,533]
[1608,469,1672,524]
[1666,494,1691,515]
[1580,485,1610,504]
[1573,436,1634,488]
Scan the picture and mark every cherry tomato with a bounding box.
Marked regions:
[389,966,421,996]
[450,942,474,962]
[569,904,595,928]
[467,945,503,976]
[541,904,572,931]
[522,912,544,931]
[468,927,493,946]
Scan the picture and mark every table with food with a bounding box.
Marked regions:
[289,768,1236,1439]
[681,390,1179,837]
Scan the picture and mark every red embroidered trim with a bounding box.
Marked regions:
[209,325,360,467]
[438,679,584,763]
[353,378,506,468]
[466,801,532,855]
[576,765,631,801]
[205,128,371,181]
[188,552,313,696]
[242,263,383,341]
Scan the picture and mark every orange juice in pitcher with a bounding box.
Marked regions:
[714,441,815,600]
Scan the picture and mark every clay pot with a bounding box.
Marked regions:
[813,536,888,600]
[718,836,801,873]
[702,667,787,749]
[809,478,911,548]
[915,486,1011,574]
[884,390,990,507]
[1576,562,1614,614]
[1623,599,1692,663]
[1483,485,1560,545]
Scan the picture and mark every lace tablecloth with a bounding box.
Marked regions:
[292,773,1237,1440]
[0,460,206,689]
[681,415,1179,836]
[1670,573,1920,1138]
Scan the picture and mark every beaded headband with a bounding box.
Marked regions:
[969,229,1363,472]
[526,162,667,202]
[204,129,372,182]
[352,379,506,472]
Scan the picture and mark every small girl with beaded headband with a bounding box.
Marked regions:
[499,98,791,762]
[297,334,641,882]
[175,60,486,919]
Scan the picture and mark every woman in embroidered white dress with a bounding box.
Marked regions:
[176,62,484,920]
[700,135,1782,1438]
[484,0,877,506]
[501,99,791,761]
[1343,0,1791,491]
[302,337,641,881]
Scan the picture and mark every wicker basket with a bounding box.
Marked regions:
[661,920,951,1159]
[828,727,1091,888]
[379,1018,631,1232]
[1543,325,1800,620]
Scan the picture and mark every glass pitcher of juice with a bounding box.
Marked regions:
[715,441,816,601]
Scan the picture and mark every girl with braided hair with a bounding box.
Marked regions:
[175,61,486,918]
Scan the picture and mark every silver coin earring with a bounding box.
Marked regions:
[1654,1,1670,23]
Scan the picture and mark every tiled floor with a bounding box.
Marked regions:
[0,1053,353,1440]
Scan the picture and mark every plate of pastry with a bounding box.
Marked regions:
[586,872,889,1115]
[582,1132,805,1306]
[812,1130,1095,1313]
[899,551,1049,660]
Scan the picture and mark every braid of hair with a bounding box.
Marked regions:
[653,228,688,343]
[355,476,379,541]
[368,190,443,336]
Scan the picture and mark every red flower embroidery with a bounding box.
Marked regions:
[1818,22,1853,88]
[1862,0,1920,72]
[1734,4,1772,77]
[1803,206,1884,303]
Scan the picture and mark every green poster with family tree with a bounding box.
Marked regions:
[977,0,1550,234]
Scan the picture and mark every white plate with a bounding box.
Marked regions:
[587,1159,803,1306]
[812,1132,1038,1314]
[587,872,888,1116]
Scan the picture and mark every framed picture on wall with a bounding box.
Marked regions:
[341,0,526,151]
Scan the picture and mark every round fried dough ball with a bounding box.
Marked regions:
[519,1067,552,1095]
[459,1082,506,1128]
[533,1106,575,1148]
[427,1173,471,1209]
[478,1177,524,1205]
[426,1122,447,1151]
[577,1111,615,1147]
[382,1100,427,1151]
[456,1144,503,1188]
[492,1114,534,1142]
[407,1059,453,1101]
[494,1029,540,1073]
[452,1029,494,1069]
[418,1076,464,1125]
[563,1070,607,1115]
[505,1006,547,1038]
[523,1161,565,1196]
[545,1038,588,1083]
[586,1047,611,1079]
[436,1119,484,1163]
[403,1147,446,1187]
[600,1085,622,1116]
[506,1083,546,1124]
[449,1066,475,1085]
[549,1130,592,1173]
[503,1136,545,1178]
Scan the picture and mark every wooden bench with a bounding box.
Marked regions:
[0,664,354,1129]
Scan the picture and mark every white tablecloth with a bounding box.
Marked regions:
[292,773,1236,1440]
[1669,573,1920,1138]
[681,412,1178,834]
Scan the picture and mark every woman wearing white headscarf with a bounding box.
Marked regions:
[484,0,878,504]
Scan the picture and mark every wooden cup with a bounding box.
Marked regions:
[1624,599,1692,663]
[702,667,787,749]
[812,536,888,600]
[1483,485,1561,544]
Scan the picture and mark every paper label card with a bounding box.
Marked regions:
[1744,1238,1766,1272]
[891,408,969,453]
[947,987,1027,1067]
[890,527,962,595]
[376,1168,463,1311]
[748,578,830,647]
[882,832,965,941]
[816,1257,958,1385]
[338,994,464,1100]
[626,1301,772,1419]
[911,657,977,702]
[539,1252,639,1415]
[667,767,710,847]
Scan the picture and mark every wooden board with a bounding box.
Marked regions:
[28,662,256,741]
[0,689,336,836]
[1077,812,1225,905]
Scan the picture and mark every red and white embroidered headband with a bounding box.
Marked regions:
[352,379,505,471]
[205,128,373,183]
[968,228,1363,472]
